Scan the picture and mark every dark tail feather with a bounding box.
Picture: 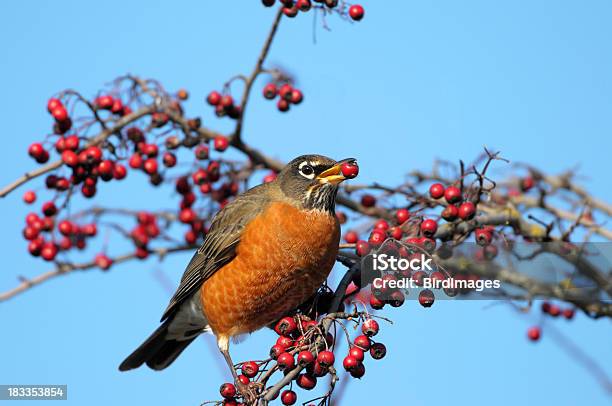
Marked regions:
[145,336,197,370]
[119,319,196,371]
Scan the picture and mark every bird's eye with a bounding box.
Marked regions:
[298,162,315,179]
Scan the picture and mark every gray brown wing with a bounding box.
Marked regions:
[160,183,270,321]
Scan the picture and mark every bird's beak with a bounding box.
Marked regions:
[316,158,356,185]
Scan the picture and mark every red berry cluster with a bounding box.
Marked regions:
[217,313,385,404]
[93,94,132,117]
[262,82,303,113]
[46,98,72,136]
[24,211,98,261]
[262,0,365,22]
[206,91,241,119]
[429,183,477,222]
[541,301,575,320]
[19,82,246,269]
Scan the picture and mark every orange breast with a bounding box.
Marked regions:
[200,202,340,338]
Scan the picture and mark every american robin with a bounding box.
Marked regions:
[119,154,355,390]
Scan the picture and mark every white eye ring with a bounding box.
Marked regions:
[298,161,315,179]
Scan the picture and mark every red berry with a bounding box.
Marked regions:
[95,253,113,270]
[219,383,236,399]
[111,99,124,115]
[61,150,78,167]
[98,160,114,176]
[563,308,575,320]
[374,219,389,231]
[279,83,293,100]
[527,326,541,341]
[220,95,234,108]
[280,390,297,405]
[64,135,79,150]
[274,316,297,336]
[316,350,335,367]
[270,344,285,360]
[356,240,371,256]
[361,194,376,207]
[343,355,360,371]
[420,219,438,237]
[350,363,366,378]
[368,229,386,247]
[369,342,387,360]
[389,226,403,240]
[419,289,435,307]
[277,98,290,112]
[276,352,295,370]
[28,238,44,256]
[23,191,36,204]
[82,223,97,236]
[474,227,493,246]
[83,146,103,163]
[135,247,148,259]
[192,169,208,185]
[28,143,46,160]
[195,145,209,160]
[412,271,427,286]
[441,205,459,221]
[95,95,114,109]
[283,5,298,17]
[213,135,229,152]
[143,158,158,175]
[396,208,410,224]
[548,304,561,317]
[263,83,277,99]
[276,335,294,350]
[179,208,196,224]
[290,88,303,104]
[296,0,311,11]
[129,153,143,169]
[296,373,316,390]
[51,106,68,122]
[458,201,476,220]
[42,201,57,217]
[429,183,445,199]
[163,152,177,167]
[362,319,379,337]
[142,143,159,157]
[341,161,359,178]
[47,98,62,113]
[297,350,315,367]
[344,230,358,244]
[23,226,40,240]
[206,91,221,106]
[41,242,58,261]
[444,186,462,204]
[349,347,365,362]
[354,335,371,351]
[113,164,127,180]
[55,137,66,153]
[58,220,73,236]
[241,361,259,378]
[521,176,535,192]
[348,4,364,21]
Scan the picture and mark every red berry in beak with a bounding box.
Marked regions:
[340,161,359,179]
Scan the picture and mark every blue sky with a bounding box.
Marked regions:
[0,1,610,405]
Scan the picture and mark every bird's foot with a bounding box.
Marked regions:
[236,381,263,405]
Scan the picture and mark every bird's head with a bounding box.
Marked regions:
[276,154,358,213]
